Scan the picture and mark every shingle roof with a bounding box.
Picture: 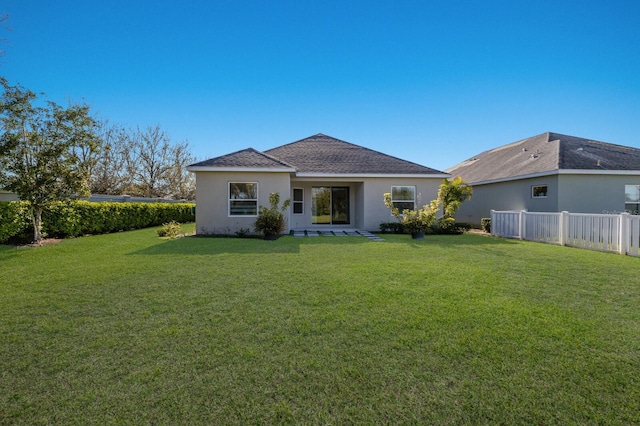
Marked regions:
[189,148,294,169]
[190,134,447,175]
[446,132,640,184]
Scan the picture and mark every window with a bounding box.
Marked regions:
[292,188,303,214]
[229,182,258,216]
[532,185,548,198]
[391,186,416,211]
[625,185,640,215]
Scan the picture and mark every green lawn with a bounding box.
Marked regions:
[1,225,639,425]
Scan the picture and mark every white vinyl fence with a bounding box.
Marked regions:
[491,210,640,257]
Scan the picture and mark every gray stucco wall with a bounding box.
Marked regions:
[194,171,291,235]
[454,176,559,226]
[195,173,445,234]
[455,173,640,226]
[360,177,442,231]
[558,174,640,214]
[289,176,443,231]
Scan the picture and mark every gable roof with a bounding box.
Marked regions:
[188,148,296,172]
[446,132,640,184]
[189,133,447,176]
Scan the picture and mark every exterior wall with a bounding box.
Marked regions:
[360,177,442,231]
[454,176,559,226]
[287,179,361,230]
[286,176,443,231]
[194,171,291,235]
[195,172,444,234]
[558,174,640,214]
[455,173,640,226]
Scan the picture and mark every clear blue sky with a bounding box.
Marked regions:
[2,0,639,171]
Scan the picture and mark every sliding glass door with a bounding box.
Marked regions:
[312,186,350,225]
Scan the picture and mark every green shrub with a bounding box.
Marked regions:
[454,222,472,233]
[379,222,404,234]
[0,202,31,243]
[481,218,491,233]
[254,193,290,239]
[157,221,182,238]
[0,200,195,243]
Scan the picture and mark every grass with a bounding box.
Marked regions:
[1,225,639,425]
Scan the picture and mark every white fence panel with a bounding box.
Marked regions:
[491,210,639,257]
[524,212,561,244]
[629,216,640,257]
[565,213,621,253]
[491,210,522,239]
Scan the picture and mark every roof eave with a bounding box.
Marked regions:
[469,169,640,186]
[294,172,450,178]
[187,166,297,173]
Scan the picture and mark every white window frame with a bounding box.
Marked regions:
[390,186,416,211]
[228,182,258,217]
[532,185,548,199]
[625,184,640,215]
[292,188,304,215]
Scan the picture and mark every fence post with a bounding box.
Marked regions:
[620,213,630,255]
[490,210,496,236]
[560,211,568,246]
[519,210,526,240]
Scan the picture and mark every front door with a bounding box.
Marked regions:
[312,186,350,225]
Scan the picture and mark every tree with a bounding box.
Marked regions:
[438,177,473,219]
[124,125,195,199]
[90,121,130,194]
[165,139,196,200]
[0,13,9,61]
[0,78,99,242]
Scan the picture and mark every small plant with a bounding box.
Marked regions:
[384,193,439,237]
[254,193,291,240]
[157,221,182,238]
[379,222,404,234]
[235,227,251,238]
[383,178,473,239]
[481,218,491,233]
[432,219,472,234]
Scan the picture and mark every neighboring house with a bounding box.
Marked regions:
[187,133,449,235]
[0,190,19,202]
[446,132,640,225]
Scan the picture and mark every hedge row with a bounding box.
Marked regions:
[378,221,472,235]
[0,200,195,243]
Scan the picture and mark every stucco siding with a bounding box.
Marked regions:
[558,174,640,214]
[455,173,640,225]
[194,171,291,235]
[454,177,559,225]
[360,177,442,231]
[286,180,360,230]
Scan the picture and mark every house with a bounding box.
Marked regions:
[187,133,449,235]
[446,132,640,225]
[0,190,19,202]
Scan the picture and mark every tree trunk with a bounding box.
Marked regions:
[31,207,43,243]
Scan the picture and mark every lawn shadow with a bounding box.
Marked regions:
[129,234,374,256]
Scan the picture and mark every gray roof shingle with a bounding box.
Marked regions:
[189,148,294,169]
[191,134,447,175]
[446,132,640,184]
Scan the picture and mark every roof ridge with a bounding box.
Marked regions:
[264,134,446,175]
[267,133,348,150]
[257,149,297,169]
